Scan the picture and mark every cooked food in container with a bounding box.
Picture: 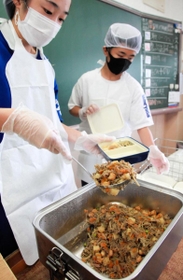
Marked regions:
[104,140,134,150]
[98,137,149,164]
[81,203,172,279]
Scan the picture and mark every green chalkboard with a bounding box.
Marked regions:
[141,18,180,109]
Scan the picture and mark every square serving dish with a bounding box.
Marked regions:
[33,181,183,280]
[98,136,149,164]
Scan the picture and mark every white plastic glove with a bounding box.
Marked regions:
[148,145,170,174]
[74,131,116,154]
[1,105,72,160]
[78,104,100,121]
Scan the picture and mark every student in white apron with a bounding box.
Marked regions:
[0,0,115,265]
[68,23,170,185]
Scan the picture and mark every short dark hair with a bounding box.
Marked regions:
[4,0,28,19]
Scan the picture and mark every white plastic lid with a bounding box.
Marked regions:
[87,103,124,134]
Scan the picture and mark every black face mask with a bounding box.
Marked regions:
[106,51,132,75]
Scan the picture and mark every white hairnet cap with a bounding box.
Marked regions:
[104,23,142,54]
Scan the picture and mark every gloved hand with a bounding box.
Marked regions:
[148,145,170,174]
[1,104,72,160]
[78,104,100,121]
[74,131,116,154]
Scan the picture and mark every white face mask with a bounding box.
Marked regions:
[17,7,61,48]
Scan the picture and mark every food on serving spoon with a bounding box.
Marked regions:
[92,160,138,196]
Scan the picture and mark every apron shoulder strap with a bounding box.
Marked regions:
[0,18,7,25]
[1,20,16,50]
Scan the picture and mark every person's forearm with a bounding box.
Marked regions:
[69,106,81,117]
[137,127,155,147]
[62,124,81,143]
[0,108,14,130]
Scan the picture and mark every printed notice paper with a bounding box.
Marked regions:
[168,91,180,103]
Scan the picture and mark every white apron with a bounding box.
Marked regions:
[0,21,77,265]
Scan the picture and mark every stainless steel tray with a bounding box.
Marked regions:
[33,181,183,280]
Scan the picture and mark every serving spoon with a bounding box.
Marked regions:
[72,157,137,191]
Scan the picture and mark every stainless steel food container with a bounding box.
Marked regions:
[33,181,183,280]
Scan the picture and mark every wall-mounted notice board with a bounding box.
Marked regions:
[0,0,181,124]
[141,18,180,109]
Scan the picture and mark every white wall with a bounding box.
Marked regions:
[112,0,183,24]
